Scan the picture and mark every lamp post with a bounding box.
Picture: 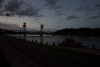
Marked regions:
[5,15,7,31]
[5,13,10,35]
[19,25,21,31]
[5,13,10,30]
[23,22,26,39]
[4,14,7,35]
[40,24,44,44]
[19,25,21,38]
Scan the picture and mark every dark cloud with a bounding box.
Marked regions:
[55,10,67,16]
[0,0,5,8]
[17,4,41,17]
[75,3,95,12]
[66,15,78,20]
[44,0,62,10]
[84,13,91,16]
[75,4,96,16]
[86,15,100,20]
[55,10,63,16]
[0,0,43,17]
[55,13,63,16]
[82,0,86,1]
[45,0,57,7]
[53,5,62,10]
[0,0,5,16]
[95,3,100,8]
[53,6,64,16]
[36,14,45,17]
[86,8,95,13]
[36,21,41,24]
[76,20,80,22]
[75,5,90,11]
[0,0,4,3]
[83,2,100,17]
[56,25,62,28]
[5,0,23,12]
[33,19,39,21]
[44,0,63,17]
[65,7,71,11]
[57,19,66,24]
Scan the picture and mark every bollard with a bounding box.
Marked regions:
[53,42,55,46]
[35,40,37,43]
[92,44,95,50]
[46,42,48,45]
[32,40,34,42]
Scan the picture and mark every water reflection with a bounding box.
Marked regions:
[10,35,100,49]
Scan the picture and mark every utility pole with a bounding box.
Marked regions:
[5,13,10,31]
[23,22,26,39]
[40,24,44,44]
[5,15,7,31]
[5,13,10,35]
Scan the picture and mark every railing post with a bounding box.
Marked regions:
[46,42,48,45]
[53,42,55,46]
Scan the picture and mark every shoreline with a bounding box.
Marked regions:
[0,36,100,67]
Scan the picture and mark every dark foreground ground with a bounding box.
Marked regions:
[0,49,11,67]
[0,36,100,67]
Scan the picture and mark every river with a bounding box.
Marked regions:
[10,34,100,49]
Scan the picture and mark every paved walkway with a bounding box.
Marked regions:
[0,49,11,67]
[0,36,100,67]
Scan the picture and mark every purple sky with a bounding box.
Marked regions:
[0,0,100,31]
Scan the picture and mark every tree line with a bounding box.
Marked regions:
[53,28,100,37]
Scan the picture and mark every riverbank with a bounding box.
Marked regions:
[25,37,100,66]
[0,36,100,67]
[9,34,100,49]
[31,41,100,65]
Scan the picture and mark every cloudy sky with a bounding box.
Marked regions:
[0,0,100,31]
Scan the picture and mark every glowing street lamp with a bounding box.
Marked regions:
[19,25,21,31]
[19,25,21,38]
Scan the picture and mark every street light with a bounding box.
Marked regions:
[5,13,10,30]
[19,25,21,31]
[19,25,21,38]
[23,22,26,39]
[40,24,44,44]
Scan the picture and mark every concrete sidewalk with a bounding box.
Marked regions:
[0,49,11,67]
[0,36,40,67]
[0,36,100,67]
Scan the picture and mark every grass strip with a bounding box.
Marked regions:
[32,42,100,65]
